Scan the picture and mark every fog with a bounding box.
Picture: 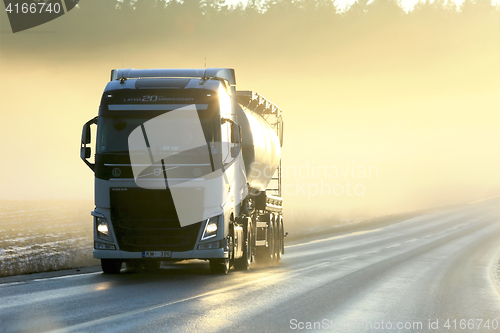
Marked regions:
[1,0,499,231]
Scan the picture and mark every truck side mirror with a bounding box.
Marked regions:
[81,117,98,171]
[231,123,240,144]
[231,146,240,158]
[230,123,241,158]
[84,123,91,144]
[83,147,91,159]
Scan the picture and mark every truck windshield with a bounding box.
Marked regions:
[96,114,219,154]
[97,88,221,155]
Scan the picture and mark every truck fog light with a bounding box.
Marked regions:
[201,216,219,240]
[94,241,116,250]
[198,240,222,250]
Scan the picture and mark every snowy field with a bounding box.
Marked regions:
[0,200,98,277]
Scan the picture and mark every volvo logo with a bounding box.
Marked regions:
[112,168,121,177]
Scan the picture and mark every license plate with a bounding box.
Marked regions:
[142,251,172,258]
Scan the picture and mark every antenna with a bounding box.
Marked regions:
[201,58,208,83]
[119,61,126,84]
[201,68,207,83]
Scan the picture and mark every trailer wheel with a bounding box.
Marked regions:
[256,217,275,265]
[101,259,122,274]
[280,218,285,255]
[234,220,252,270]
[275,217,282,263]
[210,258,230,274]
[269,216,276,263]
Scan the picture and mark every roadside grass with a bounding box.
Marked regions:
[0,200,98,277]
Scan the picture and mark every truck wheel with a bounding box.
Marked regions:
[269,217,276,264]
[210,258,230,274]
[256,218,275,265]
[280,218,285,255]
[234,221,252,270]
[275,218,282,263]
[101,259,122,274]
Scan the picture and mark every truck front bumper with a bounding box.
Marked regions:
[93,248,228,260]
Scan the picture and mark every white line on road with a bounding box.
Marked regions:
[468,194,500,204]
[0,272,102,287]
[287,229,382,248]
[32,272,102,283]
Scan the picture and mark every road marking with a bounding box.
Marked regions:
[468,194,500,204]
[385,243,401,249]
[363,250,378,255]
[0,281,24,287]
[287,229,382,248]
[32,272,102,283]
[48,261,330,333]
[339,256,356,260]
[0,272,101,287]
[404,239,417,243]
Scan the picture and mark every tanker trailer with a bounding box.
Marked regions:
[80,68,284,274]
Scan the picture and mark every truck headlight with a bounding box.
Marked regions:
[96,217,113,242]
[201,216,219,240]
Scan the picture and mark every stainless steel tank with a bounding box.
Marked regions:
[235,104,281,192]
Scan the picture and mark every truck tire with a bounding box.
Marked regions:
[101,259,122,274]
[234,220,252,270]
[210,258,230,274]
[256,218,275,265]
[280,218,285,255]
[274,217,282,263]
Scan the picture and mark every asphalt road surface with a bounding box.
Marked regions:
[2,198,500,333]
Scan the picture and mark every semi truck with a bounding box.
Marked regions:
[80,68,284,274]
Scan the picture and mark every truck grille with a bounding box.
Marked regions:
[110,188,202,252]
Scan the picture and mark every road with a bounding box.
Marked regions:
[2,198,500,332]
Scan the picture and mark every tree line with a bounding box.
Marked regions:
[3,0,497,63]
